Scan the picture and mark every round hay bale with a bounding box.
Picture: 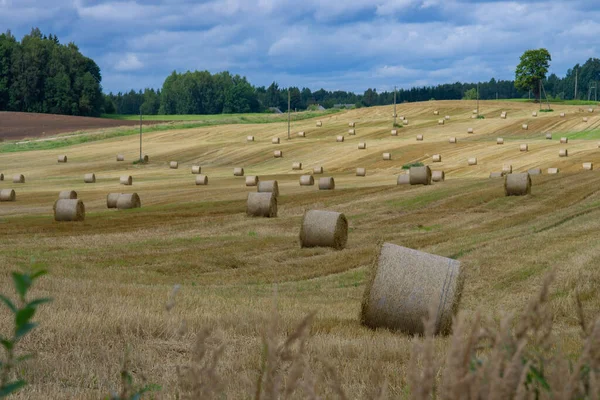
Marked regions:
[392,113,397,117]
[583,117,589,122]
[468,128,474,134]
[318,177,335,190]
[54,199,85,222]
[292,162,302,170]
[502,164,513,174]
[559,149,568,157]
[297,131,306,137]
[532,111,537,117]
[546,133,552,140]
[445,115,450,120]
[13,174,24,183]
[192,165,201,174]
[560,137,568,144]
[416,134,424,141]
[431,170,445,182]
[470,115,478,119]
[120,176,132,185]
[356,168,366,177]
[299,210,347,250]
[520,144,529,152]
[468,157,477,166]
[58,155,67,163]
[409,166,431,185]
[391,129,398,136]
[170,161,178,169]
[257,180,279,196]
[142,155,149,163]
[583,162,593,171]
[83,173,95,183]
[58,190,77,200]
[501,112,507,119]
[245,176,259,186]
[0,189,16,202]
[522,124,528,130]
[489,172,504,178]
[473,109,478,114]
[403,120,409,125]
[348,129,356,135]
[316,121,322,127]
[438,119,445,125]
[383,153,392,160]
[117,154,125,162]
[233,167,244,176]
[358,142,366,149]
[299,175,314,186]
[0,173,3,181]
[247,135,255,142]
[195,175,208,185]
[313,166,323,174]
[433,111,439,115]
[497,138,504,144]
[116,193,141,209]
[589,108,594,113]
[528,168,542,175]
[504,173,531,196]
[246,192,277,218]
[274,150,283,158]
[560,112,565,117]
[336,135,345,142]
[272,137,280,144]
[349,122,355,127]
[432,154,441,162]
[397,174,410,185]
[107,193,121,208]
[449,137,457,144]
[361,243,462,335]
[548,168,559,174]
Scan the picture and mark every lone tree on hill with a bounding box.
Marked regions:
[515,48,551,102]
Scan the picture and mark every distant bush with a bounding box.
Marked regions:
[477,115,485,119]
[402,162,424,170]
[540,108,554,113]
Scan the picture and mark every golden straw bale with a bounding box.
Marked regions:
[489,172,504,178]
[431,170,445,182]
[468,157,477,166]
[297,131,306,137]
[83,173,95,183]
[383,153,392,160]
[274,150,283,158]
[292,162,303,170]
[409,166,431,185]
[502,164,513,174]
[13,174,24,183]
[0,189,16,202]
[195,175,208,185]
[497,138,504,144]
[560,112,565,117]
[548,168,559,174]
[191,166,201,174]
[449,137,457,143]
[559,149,568,157]
[560,137,568,143]
[120,176,132,185]
[245,176,259,186]
[247,135,255,142]
[246,192,277,218]
[356,168,366,176]
[318,177,335,190]
[299,175,314,186]
[54,199,85,221]
[299,210,348,250]
[520,144,529,152]
[169,161,178,169]
[532,111,537,117]
[233,167,244,176]
[257,180,279,196]
[504,173,531,196]
[313,166,323,174]
[107,193,121,208]
[348,129,355,135]
[358,142,366,149]
[336,135,345,142]
[348,122,355,127]
[467,128,474,134]
[116,193,141,209]
[546,133,552,140]
[397,174,410,185]
[438,119,445,125]
[58,190,77,200]
[391,129,398,136]
[522,124,528,130]
[416,134,423,141]
[117,154,125,161]
[528,168,542,175]
[272,138,280,144]
[583,162,593,171]
[58,155,67,163]
[432,154,441,162]
[316,121,322,127]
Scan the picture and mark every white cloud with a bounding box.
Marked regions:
[115,53,143,71]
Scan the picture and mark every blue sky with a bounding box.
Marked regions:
[1,0,598,94]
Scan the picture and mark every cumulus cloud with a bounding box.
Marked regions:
[115,53,143,71]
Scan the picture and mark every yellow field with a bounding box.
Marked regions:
[1,100,600,398]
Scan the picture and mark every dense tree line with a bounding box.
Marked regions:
[0,28,103,116]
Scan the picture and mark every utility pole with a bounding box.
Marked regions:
[287,89,291,140]
[393,86,397,126]
[139,110,142,162]
[574,68,578,100]
[539,80,542,110]
[476,82,479,115]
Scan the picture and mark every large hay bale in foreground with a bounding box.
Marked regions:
[297,131,306,137]
[449,137,457,144]
[117,154,125,162]
[247,135,255,142]
[170,161,178,169]
[0,189,15,202]
[432,170,445,182]
[292,162,302,170]
[409,166,431,185]
[356,168,366,177]
[272,138,280,144]
[548,168,559,174]
[560,137,568,144]
[505,173,531,196]
[336,136,345,142]
[120,176,132,185]
[274,150,283,158]
[192,166,201,174]
[54,199,85,222]
[397,174,410,185]
[245,176,259,186]
[257,180,279,196]
[358,142,367,149]
[299,210,347,250]
[58,155,67,163]
[497,138,504,144]
[318,177,335,190]
[468,157,477,166]
[195,175,208,185]
[391,129,398,136]
[520,144,529,152]
[416,134,423,141]
[116,193,141,209]
[559,149,568,157]
[361,243,462,335]
[246,192,277,218]
[528,168,542,175]
[432,154,441,162]
[583,162,594,171]
[83,173,95,183]
[107,193,121,208]
[299,175,314,186]
[502,164,513,174]
[546,133,552,140]
[233,167,244,176]
[383,153,392,160]
[313,166,323,174]
[58,190,77,200]
[13,174,24,183]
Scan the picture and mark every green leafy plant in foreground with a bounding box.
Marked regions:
[0,270,51,398]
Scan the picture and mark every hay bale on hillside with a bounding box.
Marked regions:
[560,112,565,117]
[13,174,24,183]
[192,166,201,174]
[358,142,367,149]
[588,108,594,113]
[432,154,441,162]
[170,161,178,169]
[473,109,478,114]
[409,166,431,185]
[383,153,392,160]
[297,131,306,137]
[54,199,85,222]
[245,176,259,186]
[434,111,439,115]
[356,168,366,177]
[559,149,568,157]
[520,144,529,152]
[336,136,345,142]
[117,154,125,162]
[299,210,348,250]
[391,129,398,136]
[274,150,283,158]
[583,162,593,171]
[58,155,67,163]
[292,162,303,170]
[416,134,424,141]
[403,120,409,125]
[489,172,504,178]
[432,170,445,182]
[501,112,507,119]
[107,193,121,208]
[445,115,450,120]
[349,122,355,127]
[528,168,542,175]
[116,193,141,209]
[195,175,208,185]
[361,243,462,335]
[505,173,531,196]
[348,129,356,135]
[546,133,552,140]
[532,111,537,117]
[522,124,528,130]
[0,173,3,181]
[247,135,255,142]
[548,168,559,174]
[299,175,314,186]
[316,121,322,127]
[497,138,504,144]
[468,157,477,166]
[142,155,149,163]
[120,176,132,185]
[0,189,15,202]
[392,113,397,118]
[233,167,244,176]
[397,174,410,185]
[318,177,335,190]
[272,138,280,144]
[502,164,513,174]
[313,166,323,174]
[438,119,445,125]
[468,128,474,134]
[449,137,457,144]
[83,173,95,183]
[246,192,277,218]
[583,117,588,122]
[560,137,568,143]
[257,180,279,196]
[58,190,77,200]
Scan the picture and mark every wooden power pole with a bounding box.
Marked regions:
[393,86,397,126]
[287,89,291,140]
[139,110,142,162]
[574,68,578,100]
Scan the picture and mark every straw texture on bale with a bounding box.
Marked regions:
[233,167,244,176]
[336,136,345,142]
[120,176,132,185]
[316,121,322,127]
[84,173,95,183]
[358,142,367,149]
[361,243,462,335]
[116,193,141,209]
[468,157,477,166]
[246,192,277,218]
[416,134,423,141]
[489,172,504,178]
[117,154,125,161]
[313,166,323,174]
[532,111,537,117]
[299,210,348,250]
[583,162,593,171]
[559,149,568,157]
[348,129,355,135]
[195,175,208,185]
[257,180,279,196]
[397,174,410,185]
[391,129,398,136]
[546,133,552,140]
[409,166,431,185]
[13,174,24,183]
[58,155,67,163]
[274,150,283,158]
[356,168,366,177]
[54,199,85,222]
[247,135,255,142]
[467,128,474,134]
[583,117,589,122]
[520,144,529,152]
[528,168,542,175]
[383,153,392,160]
[0,189,15,202]
[449,137,457,143]
[318,177,335,190]
[548,168,559,174]
[432,170,445,182]
[560,137,568,143]
[299,175,314,186]
[272,138,280,144]
[502,164,513,174]
[192,165,201,174]
[432,154,441,162]
[560,112,565,117]
[445,115,450,120]
[292,162,302,170]
[470,115,477,119]
[504,173,531,196]
[106,193,121,208]
[297,131,306,137]
[522,124,528,130]
[438,119,445,125]
[170,161,178,169]
[349,122,355,127]
[245,176,259,186]
[58,190,77,200]
[497,138,504,144]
